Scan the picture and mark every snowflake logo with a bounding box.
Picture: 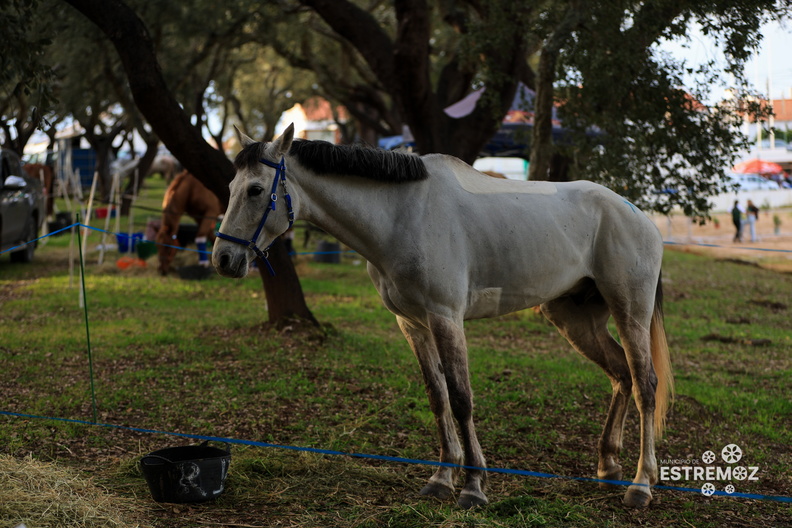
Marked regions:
[701,482,716,496]
[725,484,736,494]
[732,466,748,480]
[722,444,743,464]
[702,450,716,464]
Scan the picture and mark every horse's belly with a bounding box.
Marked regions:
[465,262,588,319]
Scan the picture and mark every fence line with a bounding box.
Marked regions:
[2,410,789,503]
[0,223,356,258]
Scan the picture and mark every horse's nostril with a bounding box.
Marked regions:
[219,253,230,269]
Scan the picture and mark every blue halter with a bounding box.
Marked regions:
[215,156,294,276]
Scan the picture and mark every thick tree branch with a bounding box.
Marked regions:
[393,0,438,150]
[298,0,396,89]
[62,0,233,203]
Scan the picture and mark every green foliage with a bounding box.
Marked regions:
[0,0,57,147]
[553,0,789,219]
[231,45,318,141]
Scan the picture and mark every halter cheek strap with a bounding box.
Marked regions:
[215,157,294,276]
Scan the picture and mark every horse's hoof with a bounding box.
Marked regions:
[598,466,624,489]
[420,482,454,500]
[458,490,488,509]
[622,486,652,508]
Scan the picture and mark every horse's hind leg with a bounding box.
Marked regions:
[396,317,463,501]
[609,301,659,508]
[553,281,660,508]
[541,293,633,489]
[195,217,215,266]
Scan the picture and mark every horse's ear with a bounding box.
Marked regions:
[272,123,294,156]
[234,125,257,148]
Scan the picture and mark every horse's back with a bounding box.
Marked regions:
[422,154,559,198]
[421,153,660,243]
[163,170,222,215]
[409,154,663,316]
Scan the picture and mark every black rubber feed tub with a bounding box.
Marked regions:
[140,441,231,503]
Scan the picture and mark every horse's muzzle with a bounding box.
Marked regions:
[212,246,248,278]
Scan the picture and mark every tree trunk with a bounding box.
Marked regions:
[82,128,120,201]
[120,136,158,216]
[62,0,233,204]
[528,47,557,181]
[257,237,318,329]
[529,6,580,181]
[63,0,318,327]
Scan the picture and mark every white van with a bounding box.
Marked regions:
[473,157,529,181]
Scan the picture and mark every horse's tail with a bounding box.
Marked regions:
[650,271,674,439]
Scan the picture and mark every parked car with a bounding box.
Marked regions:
[727,172,780,191]
[1,149,46,262]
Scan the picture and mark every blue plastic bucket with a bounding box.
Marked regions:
[116,232,143,253]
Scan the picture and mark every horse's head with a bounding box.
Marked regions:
[212,124,295,278]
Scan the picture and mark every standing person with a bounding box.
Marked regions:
[731,200,744,242]
[746,199,760,242]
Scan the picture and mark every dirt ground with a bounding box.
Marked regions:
[651,208,792,273]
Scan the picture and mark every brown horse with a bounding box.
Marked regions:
[156,170,224,275]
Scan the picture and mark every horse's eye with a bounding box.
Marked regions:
[248,185,264,197]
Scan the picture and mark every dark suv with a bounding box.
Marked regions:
[1,149,46,262]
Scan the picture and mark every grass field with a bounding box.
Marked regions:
[1,192,791,527]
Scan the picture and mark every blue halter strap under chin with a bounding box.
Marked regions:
[215,156,294,276]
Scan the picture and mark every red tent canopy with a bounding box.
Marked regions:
[732,159,783,175]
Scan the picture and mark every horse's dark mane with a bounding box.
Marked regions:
[234,139,428,183]
[291,140,428,183]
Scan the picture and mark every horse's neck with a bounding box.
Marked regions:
[162,179,189,222]
[293,171,417,263]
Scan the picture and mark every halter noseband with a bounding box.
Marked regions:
[215,156,294,276]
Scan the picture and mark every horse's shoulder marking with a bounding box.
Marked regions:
[421,153,557,195]
[458,169,557,196]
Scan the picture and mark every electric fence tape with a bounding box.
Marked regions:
[1,410,790,503]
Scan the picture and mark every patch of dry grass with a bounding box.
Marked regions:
[0,454,145,528]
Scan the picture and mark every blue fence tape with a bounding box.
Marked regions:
[1,410,789,503]
[0,223,358,258]
[0,223,75,255]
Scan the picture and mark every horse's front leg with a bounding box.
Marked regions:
[428,314,488,509]
[396,317,463,500]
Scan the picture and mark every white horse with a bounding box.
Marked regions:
[212,124,673,509]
